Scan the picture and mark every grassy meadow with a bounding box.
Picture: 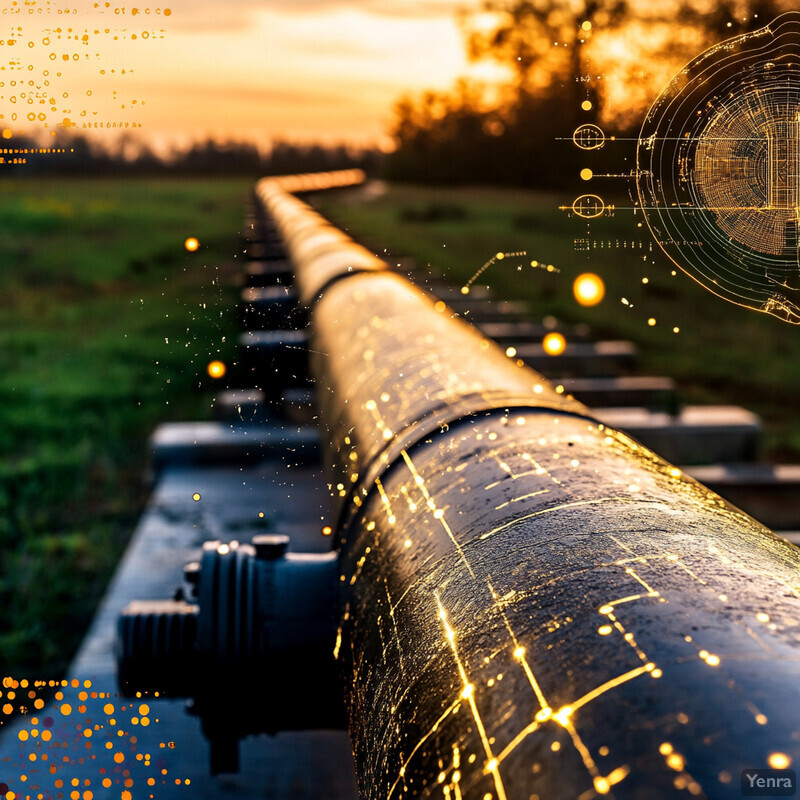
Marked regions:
[315,184,800,460]
[0,176,249,675]
[5,176,800,677]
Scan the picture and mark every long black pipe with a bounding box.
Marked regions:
[257,174,800,800]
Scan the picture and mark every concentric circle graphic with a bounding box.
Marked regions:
[637,11,800,323]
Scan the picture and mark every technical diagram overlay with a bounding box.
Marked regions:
[637,11,800,324]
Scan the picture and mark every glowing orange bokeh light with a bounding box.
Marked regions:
[207,360,226,379]
[542,332,567,356]
[573,273,605,306]
[184,237,200,252]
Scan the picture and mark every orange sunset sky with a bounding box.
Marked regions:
[3,0,500,151]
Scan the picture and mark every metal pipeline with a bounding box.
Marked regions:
[252,173,800,799]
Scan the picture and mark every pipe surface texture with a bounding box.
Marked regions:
[256,174,800,800]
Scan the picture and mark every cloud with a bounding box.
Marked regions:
[159,0,481,32]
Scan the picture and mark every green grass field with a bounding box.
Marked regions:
[6,176,800,677]
[315,183,800,460]
[0,176,250,676]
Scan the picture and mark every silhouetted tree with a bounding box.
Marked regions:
[463,0,628,120]
[386,0,792,187]
[5,134,379,178]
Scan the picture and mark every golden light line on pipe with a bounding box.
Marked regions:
[434,592,509,800]
[400,448,476,579]
[484,581,632,794]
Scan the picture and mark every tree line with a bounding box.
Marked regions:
[384,0,792,187]
[2,134,381,177]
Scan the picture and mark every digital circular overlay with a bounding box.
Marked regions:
[572,194,606,218]
[573,124,606,150]
[637,11,800,323]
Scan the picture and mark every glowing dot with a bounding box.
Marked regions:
[192,493,201,502]
[580,168,593,181]
[207,360,226,379]
[755,714,768,725]
[322,525,332,536]
[599,746,610,756]
[597,625,613,635]
[505,346,517,358]
[673,327,680,334]
[486,758,498,772]
[434,300,446,313]
[651,668,663,678]
[18,730,28,741]
[496,252,504,260]
[581,20,592,30]
[2,129,11,139]
[543,332,566,356]
[114,753,125,764]
[513,646,525,659]
[535,707,552,722]
[581,100,593,111]
[594,777,610,794]
[573,273,605,306]
[647,318,656,326]
[554,706,573,726]
[705,654,720,667]
[60,704,71,716]
[769,752,791,769]
[667,753,685,771]
[184,237,199,252]
[756,612,770,623]
[461,286,469,295]
[659,743,673,756]
[461,684,474,699]
[599,604,613,615]
[139,704,149,716]
[550,741,561,752]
